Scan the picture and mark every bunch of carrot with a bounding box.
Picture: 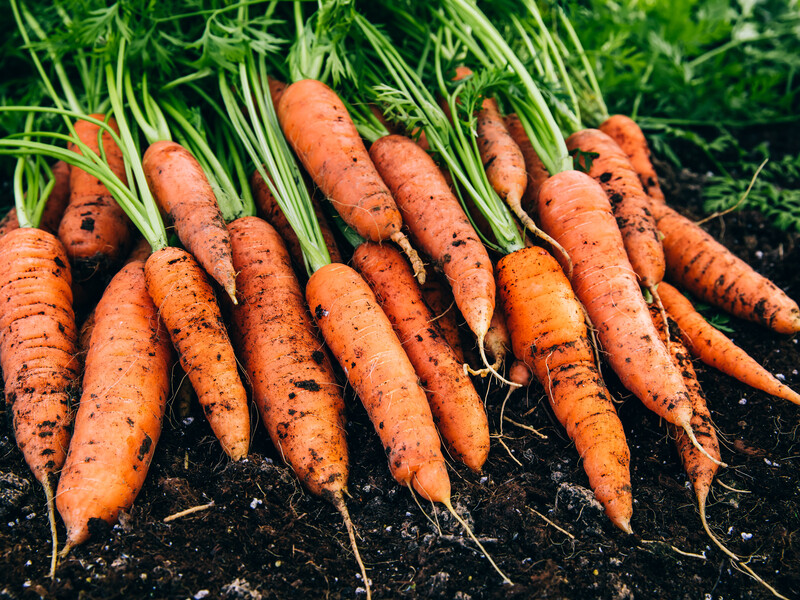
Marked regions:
[0,1,797,597]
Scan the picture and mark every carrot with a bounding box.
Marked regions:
[144,246,250,460]
[496,245,632,532]
[484,303,510,372]
[0,227,79,575]
[250,168,342,268]
[228,216,348,497]
[58,115,132,280]
[0,160,70,237]
[508,360,532,387]
[56,260,172,549]
[566,129,665,291]
[659,282,800,405]
[142,140,237,302]
[652,201,800,334]
[504,113,550,219]
[420,270,465,363]
[268,76,288,106]
[599,115,665,204]
[353,241,490,472]
[535,170,715,459]
[276,80,423,277]
[368,134,495,343]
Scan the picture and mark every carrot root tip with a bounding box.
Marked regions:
[390,232,426,285]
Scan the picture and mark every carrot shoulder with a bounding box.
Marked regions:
[306,263,449,502]
[229,217,349,497]
[145,246,250,460]
[535,170,693,428]
[497,246,632,532]
[59,115,132,280]
[659,282,800,405]
[353,242,490,472]
[368,134,495,341]
[56,260,173,547]
[600,114,665,204]
[142,140,237,302]
[652,202,800,334]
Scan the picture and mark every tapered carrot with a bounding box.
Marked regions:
[484,304,511,371]
[421,270,465,363]
[497,246,632,532]
[659,282,800,404]
[228,217,348,497]
[58,115,132,280]
[353,242,490,472]
[600,115,665,204]
[0,160,70,238]
[368,134,495,343]
[142,141,237,302]
[652,201,800,334]
[566,129,665,291]
[504,113,549,219]
[145,246,250,460]
[276,79,424,281]
[56,260,172,549]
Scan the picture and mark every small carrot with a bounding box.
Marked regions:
[276,79,424,281]
[652,201,800,334]
[353,241,490,472]
[497,245,632,532]
[0,160,70,238]
[368,134,495,344]
[504,113,550,219]
[56,260,173,550]
[599,115,665,204]
[228,216,349,497]
[58,115,132,280]
[659,282,800,405]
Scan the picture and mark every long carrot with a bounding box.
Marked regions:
[600,114,665,204]
[659,282,800,405]
[0,160,70,237]
[276,79,424,281]
[353,242,490,472]
[368,134,495,344]
[497,245,633,533]
[504,113,549,219]
[652,201,800,334]
[56,260,172,550]
[58,115,132,280]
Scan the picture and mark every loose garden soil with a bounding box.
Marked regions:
[1,161,798,600]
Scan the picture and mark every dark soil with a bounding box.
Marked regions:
[1,164,799,600]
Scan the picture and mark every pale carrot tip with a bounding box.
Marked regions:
[226,284,238,305]
[614,517,634,535]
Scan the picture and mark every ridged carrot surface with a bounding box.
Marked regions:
[229,217,349,497]
[56,260,172,547]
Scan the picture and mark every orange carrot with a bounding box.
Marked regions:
[508,360,532,387]
[228,217,348,496]
[566,129,665,291]
[353,242,490,472]
[250,168,342,268]
[276,79,424,280]
[421,270,465,363]
[56,260,172,549]
[142,140,237,302]
[497,245,632,532]
[659,282,800,404]
[144,246,250,460]
[368,134,495,342]
[58,115,132,280]
[535,171,695,431]
[652,202,800,334]
[504,114,550,219]
[484,303,510,371]
[600,115,665,204]
[0,160,70,238]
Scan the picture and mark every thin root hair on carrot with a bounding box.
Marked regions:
[407,483,442,534]
[44,477,58,579]
[332,491,371,600]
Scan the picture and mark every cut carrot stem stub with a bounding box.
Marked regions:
[228,217,349,497]
[142,140,237,304]
[497,246,633,533]
[60,115,132,281]
[56,260,172,548]
[599,114,665,204]
[353,241,490,472]
[305,262,448,502]
[144,246,250,461]
[659,282,800,405]
[652,201,800,334]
